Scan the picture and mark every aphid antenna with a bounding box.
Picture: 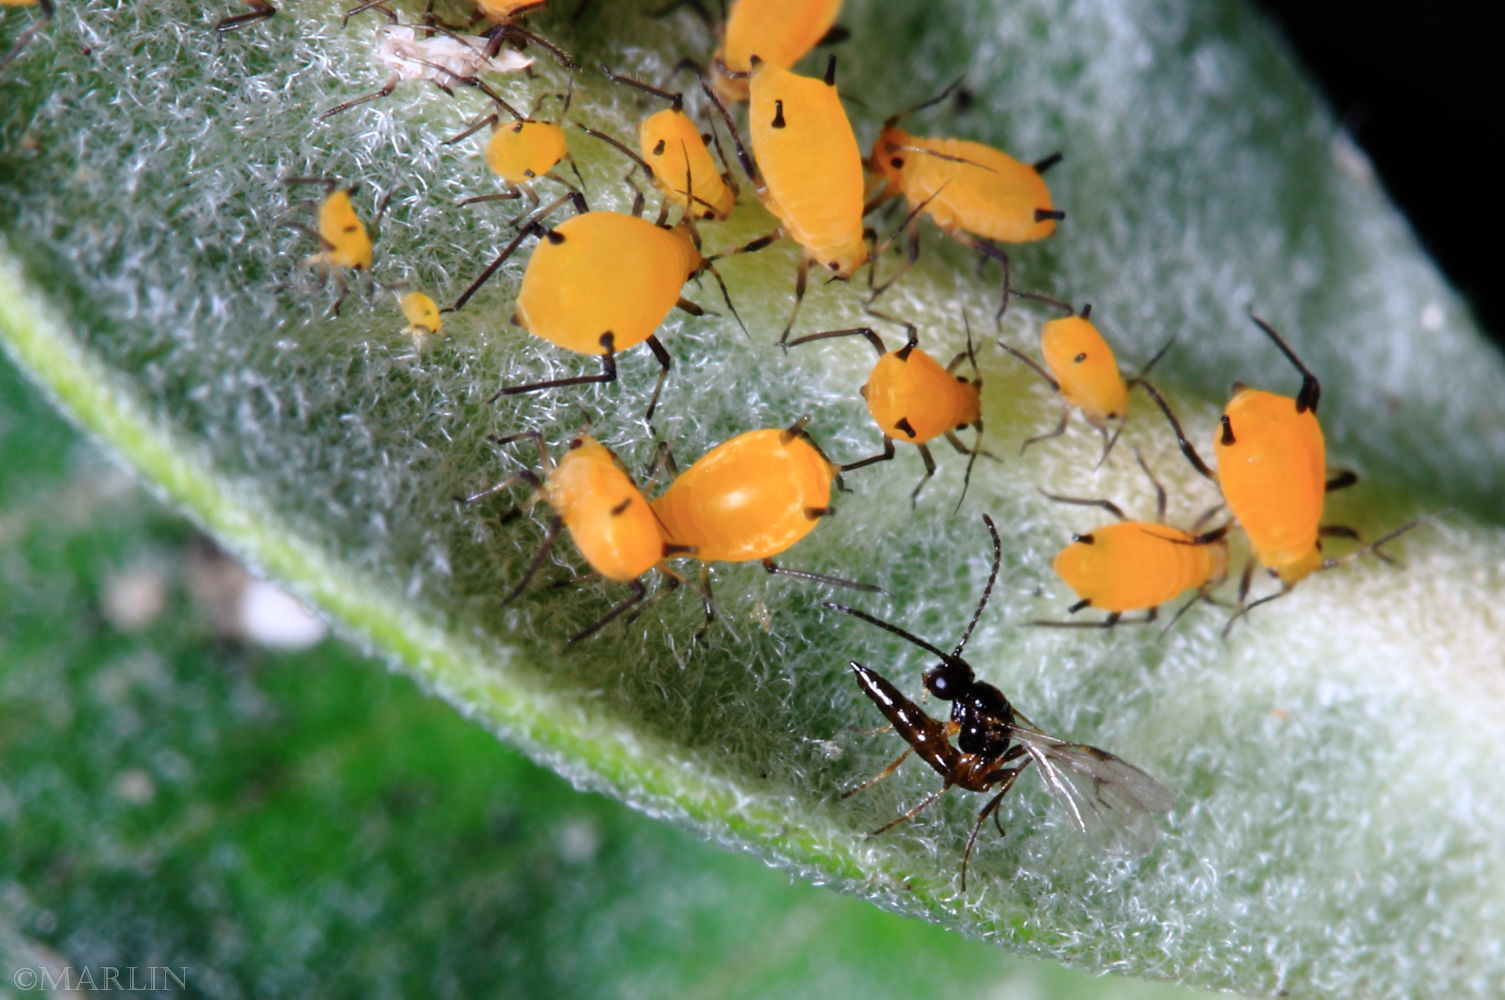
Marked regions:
[573,122,656,180]
[1133,377,1217,481]
[881,74,968,130]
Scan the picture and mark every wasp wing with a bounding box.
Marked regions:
[1008,711,1174,852]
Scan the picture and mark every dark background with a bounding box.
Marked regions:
[1253,1,1505,348]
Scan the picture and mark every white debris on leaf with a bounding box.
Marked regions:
[375,25,533,85]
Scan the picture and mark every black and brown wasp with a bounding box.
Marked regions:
[826,514,1174,888]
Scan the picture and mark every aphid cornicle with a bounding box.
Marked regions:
[867,78,1064,318]
[784,317,986,508]
[450,194,743,422]
[651,418,879,630]
[709,0,844,103]
[1140,309,1411,630]
[723,56,868,343]
[1039,449,1229,629]
[828,515,1173,890]
[1,0,52,71]
[457,430,679,644]
[280,177,384,316]
[999,303,1171,467]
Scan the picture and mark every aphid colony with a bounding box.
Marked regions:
[172,0,1425,887]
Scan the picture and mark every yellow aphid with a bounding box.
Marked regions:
[867,79,1065,316]
[726,57,865,343]
[650,418,878,633]
[712,0,843,102]
[457,430,669,645]
[786,321,985,507]
[1000,304,1166,468]
[1038,449,1229,629]
[451,199,744,421]
[398,291,442,338]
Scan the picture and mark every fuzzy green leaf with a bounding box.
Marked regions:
[3,2,1504,998]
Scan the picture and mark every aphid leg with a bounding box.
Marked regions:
[338,0,388,26]
[452,191,583,312]
[1129,447,1169,521]
[319,74,400,120]
[761,559,882,594]
[444,111,503,146]
[642,335,674,424]
[693,564,717,643]
[776,257,813,346]
[960,767,1024,892]
[458,185,525,208]
[506,187,544,227]
[215,0,277,33]
[909,443,938,507]
[491,331,620,403]
[1134,378,1218,481]
[497,514,564,606]
[840,436,896,472]
[1019,406,1070,455]
[566,579,649,646]
[643,439,680,490]
[452,466,544,508]
[841,747,914,800]
[452,220,541,312]
[868,219,920,300]
[942,429,987,515]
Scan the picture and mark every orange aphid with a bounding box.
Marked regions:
[458,430,669,644]
[711,0,843,102]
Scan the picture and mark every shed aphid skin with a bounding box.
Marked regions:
[0,0,51,72]
[1037,448,1230,631]
[999,302,1173,469]
[867,77,1065,320]
[709,0,844,103]
[651,417,880,634]
[279,177,387,317]
[827,515,1173,891]
[396,290,443,339]
[1140,309,1416,634]
[320,5,534,120]
[784,313,987,510]
[456,429,684,645]
[446,75,586,221]
[213,0,276,33]
[450,191,745,423]
[594,65,746,221]
[717,55,869,344]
